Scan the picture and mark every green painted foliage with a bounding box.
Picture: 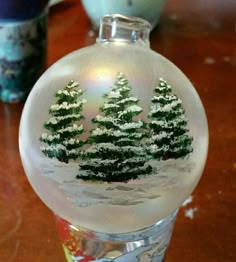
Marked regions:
[147,78,193,160]
[40,80,86,163]
[77,73,152,182]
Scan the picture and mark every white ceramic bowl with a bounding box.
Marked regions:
[81,0,167,30]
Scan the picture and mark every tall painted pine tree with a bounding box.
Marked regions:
[148,78,193,159]
[78,72,152,182]
[40,80,86,163]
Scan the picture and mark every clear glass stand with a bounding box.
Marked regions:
[56,209,178,262]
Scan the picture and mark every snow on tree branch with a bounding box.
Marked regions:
[78,72,152,182]
[147,78,193,160]
[40,80,86,163]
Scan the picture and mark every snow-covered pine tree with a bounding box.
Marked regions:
[78,72,152,182]
[40,80,86,163]
[147,78,193,160]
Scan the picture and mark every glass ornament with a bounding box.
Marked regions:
[19,14,208,234]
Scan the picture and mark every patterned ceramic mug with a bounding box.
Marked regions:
[0,8,48,103]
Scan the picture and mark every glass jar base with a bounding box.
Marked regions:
[56,209,178,262]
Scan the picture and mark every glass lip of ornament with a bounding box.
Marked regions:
[97,14,151,47]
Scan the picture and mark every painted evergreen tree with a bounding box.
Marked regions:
[147,78,193,159]
[40,80,86,163]
[77,72,152,182]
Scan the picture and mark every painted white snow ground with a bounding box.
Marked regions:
[39,157,195,208]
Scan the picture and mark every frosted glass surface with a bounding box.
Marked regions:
[19,42,208,233]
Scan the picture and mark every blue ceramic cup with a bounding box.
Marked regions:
[0,1,49,103]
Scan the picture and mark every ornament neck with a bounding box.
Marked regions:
[97,14,151,47]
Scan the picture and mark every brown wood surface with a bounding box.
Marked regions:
[0,0,235,261]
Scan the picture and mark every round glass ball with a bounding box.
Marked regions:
[19,15,208,233]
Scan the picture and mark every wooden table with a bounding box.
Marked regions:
[0,0,235,261]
